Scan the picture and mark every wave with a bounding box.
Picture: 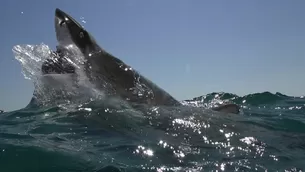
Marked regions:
[184,91,304,107]
[1,44,304,171]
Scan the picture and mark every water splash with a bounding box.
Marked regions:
[181,92,232,109]
[12,43,104,108]
[13,43,50,80]
[80,16,86,24]
[9,43,305,171]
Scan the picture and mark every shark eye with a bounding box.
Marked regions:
[79,31,85,38]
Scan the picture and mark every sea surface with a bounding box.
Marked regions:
[0,44,304,172]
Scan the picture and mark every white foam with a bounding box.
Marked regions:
[12,43,104,108]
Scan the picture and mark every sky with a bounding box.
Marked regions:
[1,0,305,111]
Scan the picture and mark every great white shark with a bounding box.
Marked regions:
[39,8,240,114]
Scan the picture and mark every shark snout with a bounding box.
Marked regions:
[55,8,69,26]
[55,8,83,29]
[55,8,66,28]
[54,8,86,45]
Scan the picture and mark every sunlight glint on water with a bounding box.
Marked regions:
[3,44,304,171]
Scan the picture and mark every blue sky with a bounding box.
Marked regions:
[1,0,305,111]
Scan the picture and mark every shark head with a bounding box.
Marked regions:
[41,8,95,75]
[54,8,99,55]
[52,8,133,89]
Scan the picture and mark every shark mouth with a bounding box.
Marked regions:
[41,46,76,75]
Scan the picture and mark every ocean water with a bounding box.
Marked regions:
[0,44,304,171]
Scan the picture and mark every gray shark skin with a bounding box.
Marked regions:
[53,8,181,107]
[40,8,240,114]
